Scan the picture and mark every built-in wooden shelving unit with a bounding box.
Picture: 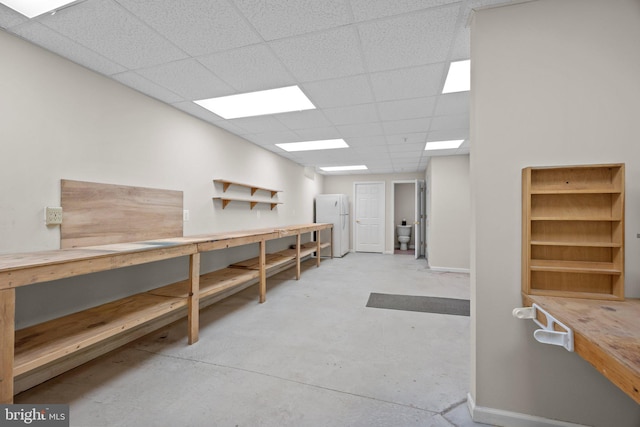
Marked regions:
[522,164,625,300]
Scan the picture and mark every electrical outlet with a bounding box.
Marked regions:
[45,207,63,225]
[183,210,190,221]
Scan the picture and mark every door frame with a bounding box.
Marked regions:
[392,179,426,258]
[353,181,386,253]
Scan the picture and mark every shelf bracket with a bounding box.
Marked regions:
[513,304,574,352]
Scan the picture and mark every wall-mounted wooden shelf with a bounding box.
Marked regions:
[212,197,282,210]
[213,179,281,198]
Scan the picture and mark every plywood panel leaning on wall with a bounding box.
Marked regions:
[522,164,624,300]
[60,180,183,248]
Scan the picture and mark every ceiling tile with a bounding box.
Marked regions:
[0,4,28,28]
[274,110,335,131]
[370,63,445,101]
[349,0,460,22]
[386,133,427,145]
[377,97,437,122]
[269,27,365,82]
[426,129,469,142]
[387,142,426,153]
[113,71,184,103]
[233,0,352,41]
[198,44,295,92]
[172,101,241,128]
[450,24,470,61]
[292,149,352,163]
[344,135,388,147]
[323,104,379,125]
[10,21,127,75]
[357,5,460,72]
[390,151,422,161]
[430,113,470,131]
[434,92,470,116]
[228,116,291,134]
[136,59,234,100]
[293,126,342,141]
[39,0,188,69]
[383,117,432,135]
[302,75,375,108]
[117,0,261,56]
[351,146,390,156]
[243,130,303,145]
[336,122,384,138]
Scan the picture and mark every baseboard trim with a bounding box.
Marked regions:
[467,393,588,427]
[429,266,470,274]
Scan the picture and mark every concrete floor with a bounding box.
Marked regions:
[16,252,491,427]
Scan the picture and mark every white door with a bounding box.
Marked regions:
[354,182,385,253]
[415,180,425,259]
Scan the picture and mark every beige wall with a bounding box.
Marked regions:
[426,156,470,271]
[323,173,422,253]
[471,1,640,425]
[1,31,323,328]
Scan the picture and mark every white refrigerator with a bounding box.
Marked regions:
[315,194,349,257]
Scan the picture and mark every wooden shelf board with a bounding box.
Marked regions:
[523,294,640,405]
[14,293,186,376]
[229,252,296,271]
[280,242,332,258]
[530,259,621,275]
[530,241,621,248]
[148,268,260,300]
[212,197,282,210]
[530,189,622,195]
[527,289,621,300]
[213,179,281,198]
[530,216,622,221]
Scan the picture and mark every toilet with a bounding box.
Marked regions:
[396,225,412,251]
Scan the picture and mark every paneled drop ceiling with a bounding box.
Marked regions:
[0,0,521,174]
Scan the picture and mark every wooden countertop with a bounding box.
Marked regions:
[523,294,640,405]
[0,223,332,289]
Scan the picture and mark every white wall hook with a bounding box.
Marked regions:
[513,304,574,352]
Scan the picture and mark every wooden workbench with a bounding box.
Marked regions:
[523,294,640,405]
[0,223,333,403]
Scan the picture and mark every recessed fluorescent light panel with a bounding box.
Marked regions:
[0,0,77,17]
[194,85,315,119]
[425,140,464,151]
[442,60,470,94]
[276,139,348,152]
[320,165,368,172]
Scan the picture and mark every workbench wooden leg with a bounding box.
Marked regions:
[296,233,301,280]
[1,288,15,403]
[316,232,321,267]
[188,253,200,345]
[330,226,334,258]
[259,240,266,303]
